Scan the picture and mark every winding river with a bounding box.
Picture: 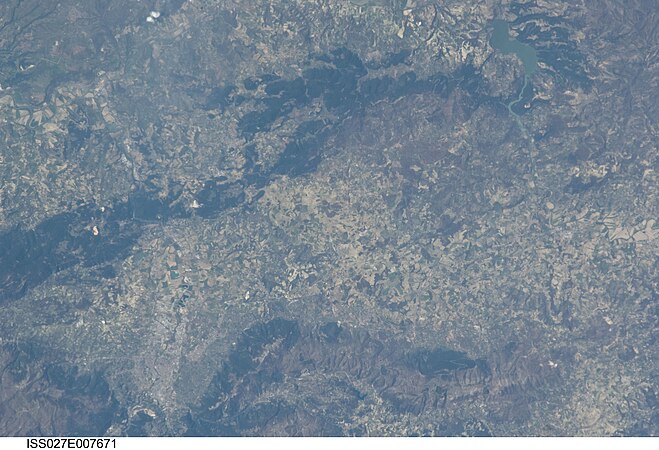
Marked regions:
[490,19,538,118]
[490,19,540,179]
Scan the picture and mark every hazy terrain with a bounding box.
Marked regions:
[0,0,656,436]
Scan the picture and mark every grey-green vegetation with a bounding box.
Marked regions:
[0,0,656,437]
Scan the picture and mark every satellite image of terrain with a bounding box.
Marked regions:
[0,0,656,437]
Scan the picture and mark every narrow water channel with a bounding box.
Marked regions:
[490,19,540,179]
[490,19,538,117]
